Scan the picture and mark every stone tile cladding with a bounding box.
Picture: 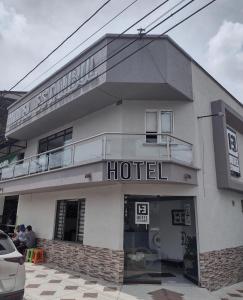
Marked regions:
[199,246,243,291]
[37,239,124,284]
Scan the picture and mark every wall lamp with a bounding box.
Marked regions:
[197,112,224,119]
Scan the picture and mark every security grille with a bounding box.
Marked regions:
[55,200,67,240]
[54,199,85,243]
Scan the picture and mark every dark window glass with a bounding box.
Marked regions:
[39,141,48,153]
[48,136,64,151]
[54,199,85,243]
[38,128,72,154]
[146,133,157,143]
[65,132,72,142]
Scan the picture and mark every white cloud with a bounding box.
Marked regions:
[0,2,27,44]
[206,21,243,101]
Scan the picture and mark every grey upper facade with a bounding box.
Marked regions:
[0,34,243,194]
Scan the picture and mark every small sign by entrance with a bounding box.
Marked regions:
[135,202,149,224]
[184,204,191,226]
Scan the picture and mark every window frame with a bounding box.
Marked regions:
[38,127,73,154]
[145,109,174,143]
[54,198,86,244]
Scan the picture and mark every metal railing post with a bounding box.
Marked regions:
[102,134,107,160]
[12,164,16,179]
[166,135,171,160]
[71,144,75,165]
[27,159,31,176]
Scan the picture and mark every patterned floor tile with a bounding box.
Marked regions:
[83,292,99,298]
[49,279,63,283]
[26,284,41,288]
[65,286,79,290]
[85,281,98,285]
[103,287,118,292]
[227,293,243,297]
[40,290,56,296]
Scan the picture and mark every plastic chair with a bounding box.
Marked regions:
[32,248,44,264]
[25,248,35,262]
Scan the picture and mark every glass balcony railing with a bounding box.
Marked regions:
[0,133,193,181]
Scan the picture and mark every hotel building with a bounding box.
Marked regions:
[0,34,243,291]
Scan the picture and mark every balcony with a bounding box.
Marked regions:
[0,134,197,195]
[0,133,193,183]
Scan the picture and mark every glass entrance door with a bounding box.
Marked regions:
[124,198,162,283]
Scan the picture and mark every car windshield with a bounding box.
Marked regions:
[0,232,15,255]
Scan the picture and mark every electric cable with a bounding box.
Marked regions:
[23,0,139,90]
[7,0,216,131]
[5,0,112,93]
[4,0,170,97]
[144,0,188,31]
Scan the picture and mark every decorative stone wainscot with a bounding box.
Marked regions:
[37,239,124,283]
[200,246,243,291]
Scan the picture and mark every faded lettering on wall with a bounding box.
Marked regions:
[7,56,98,131]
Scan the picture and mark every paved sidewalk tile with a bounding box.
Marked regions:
[24,263,243,300]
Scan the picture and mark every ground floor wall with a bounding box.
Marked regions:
[37,238,124,283]
[14,182,243,289]
[200,246,243,291]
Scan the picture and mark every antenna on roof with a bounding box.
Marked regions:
[137,28,145,38]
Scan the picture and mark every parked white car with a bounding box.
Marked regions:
[0,230,25,300]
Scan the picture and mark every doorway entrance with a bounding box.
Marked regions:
[124,195,198,284]
[0,196,19,234]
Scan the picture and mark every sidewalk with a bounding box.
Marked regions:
[23,263,243,300]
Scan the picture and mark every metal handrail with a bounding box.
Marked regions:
[0,132,192,170]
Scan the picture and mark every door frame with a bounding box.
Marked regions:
[123,194,199,285]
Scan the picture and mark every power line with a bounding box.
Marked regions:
[6,0,112,93]
[7,0,196,129]
[6,0,171,118]
[20,0,171,94]
[7,0,217,130]
[23,0,139,90]
[145,0,188,30]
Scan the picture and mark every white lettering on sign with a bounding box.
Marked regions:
[227,127,241,177]
[7,56,98,131]
[135,202,149,224]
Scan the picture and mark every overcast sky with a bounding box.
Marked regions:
[0,0,242,102]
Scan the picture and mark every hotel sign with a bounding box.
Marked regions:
[7,56,99,131]
[227,127,241,177]
[135,202,149,225]
[105,160,168,181]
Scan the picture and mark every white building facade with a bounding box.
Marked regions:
[0,34,243,290]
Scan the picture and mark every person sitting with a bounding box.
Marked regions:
[13,224,27,254]
[25,225,37,249]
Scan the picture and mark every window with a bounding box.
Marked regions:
[145,111,158,143]
[161,111,173,134]
[145,110,173,143]
[38,127,73,154]
[54,199,85,243]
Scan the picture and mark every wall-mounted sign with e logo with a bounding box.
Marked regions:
[227,127,241,177]
[135,202,149,224]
